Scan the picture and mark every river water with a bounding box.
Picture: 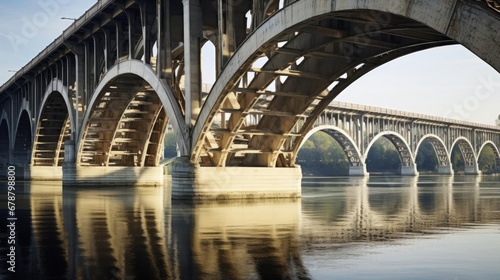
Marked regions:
[1,175,500,279]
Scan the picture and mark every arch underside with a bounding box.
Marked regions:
[453,139,477,167]
[419,136,451,168]
[378,134,414,168]
[193,10,455,167]
[478,141,500,168]
[78,74,168,167]
[14,111,32,163]
[318,129,363,168]
[0,120,9,164]
[32,92,71,166]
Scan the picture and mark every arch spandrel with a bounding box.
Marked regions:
[191,0,499,167]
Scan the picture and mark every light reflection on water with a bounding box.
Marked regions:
[0,175,499,279]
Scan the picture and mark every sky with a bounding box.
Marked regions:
[1,0,499,125]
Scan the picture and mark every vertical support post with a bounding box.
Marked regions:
[92,35,98,88]
[103,28,111,71]
[182,0,202,126]
[115,21,123,61]
[217,0,224,74]
[141,1,152,65]
[157,0,172,81]
[74,51,85,143]
[127,11,133,60]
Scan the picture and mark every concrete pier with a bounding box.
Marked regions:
[464,165,481,175]
[438,165,454,175]
[401,165,419,176]
[349,166,368,176]
[62,164,164,186]
[171,158,302,199]
[31,166,63,181]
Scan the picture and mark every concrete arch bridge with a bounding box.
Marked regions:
[301,102,500,176]
[0,0,499,198]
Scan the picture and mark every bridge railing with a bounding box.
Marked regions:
[328,101,500,132]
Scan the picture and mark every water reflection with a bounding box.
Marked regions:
[0,176,499,279]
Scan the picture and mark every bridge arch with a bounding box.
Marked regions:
[364,131,417,175]
[192,0,499,168]
[450,137,479,174]
[299,125,366,175]
[415,134,453,174]
[77,60,187,167]
[0,114,10,164]
[477,141,500,173]
[478,141,500,158]
[32,79,74,166]
[13,110,32,164]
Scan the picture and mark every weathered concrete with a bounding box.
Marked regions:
[401,166,419,176]
[464,165,481,175]
[349,166,368,176]
[438,165,454,175]
[171,157,302,199]
[63,165,164,186]
[31,166,63,181]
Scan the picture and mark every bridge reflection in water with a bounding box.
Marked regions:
[4,177,500,279]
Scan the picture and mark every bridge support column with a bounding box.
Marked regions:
[31,166,63,181]
[10,151,31,180]
[349,165,368,176]
[464,165,481,175]
[171,157,302,199]
[437,165,454,175]
[400,165,419,176]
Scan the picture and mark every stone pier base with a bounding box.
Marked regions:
[400,165,419,176]
[63,164,164,186]
[349,165,368,176]
[437,165,454,175]
[31,166,63,180]
[171,158,302,199]
[464,165,481,175]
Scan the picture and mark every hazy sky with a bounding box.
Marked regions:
[1,0,499,125]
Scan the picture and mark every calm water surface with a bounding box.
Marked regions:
[1,175,500,279]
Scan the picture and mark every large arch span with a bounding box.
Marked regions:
[191,0,499,168]
[31,79,75,167]
[450,137,479,174]
[414,134,453,173]
[77,60,187,167]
